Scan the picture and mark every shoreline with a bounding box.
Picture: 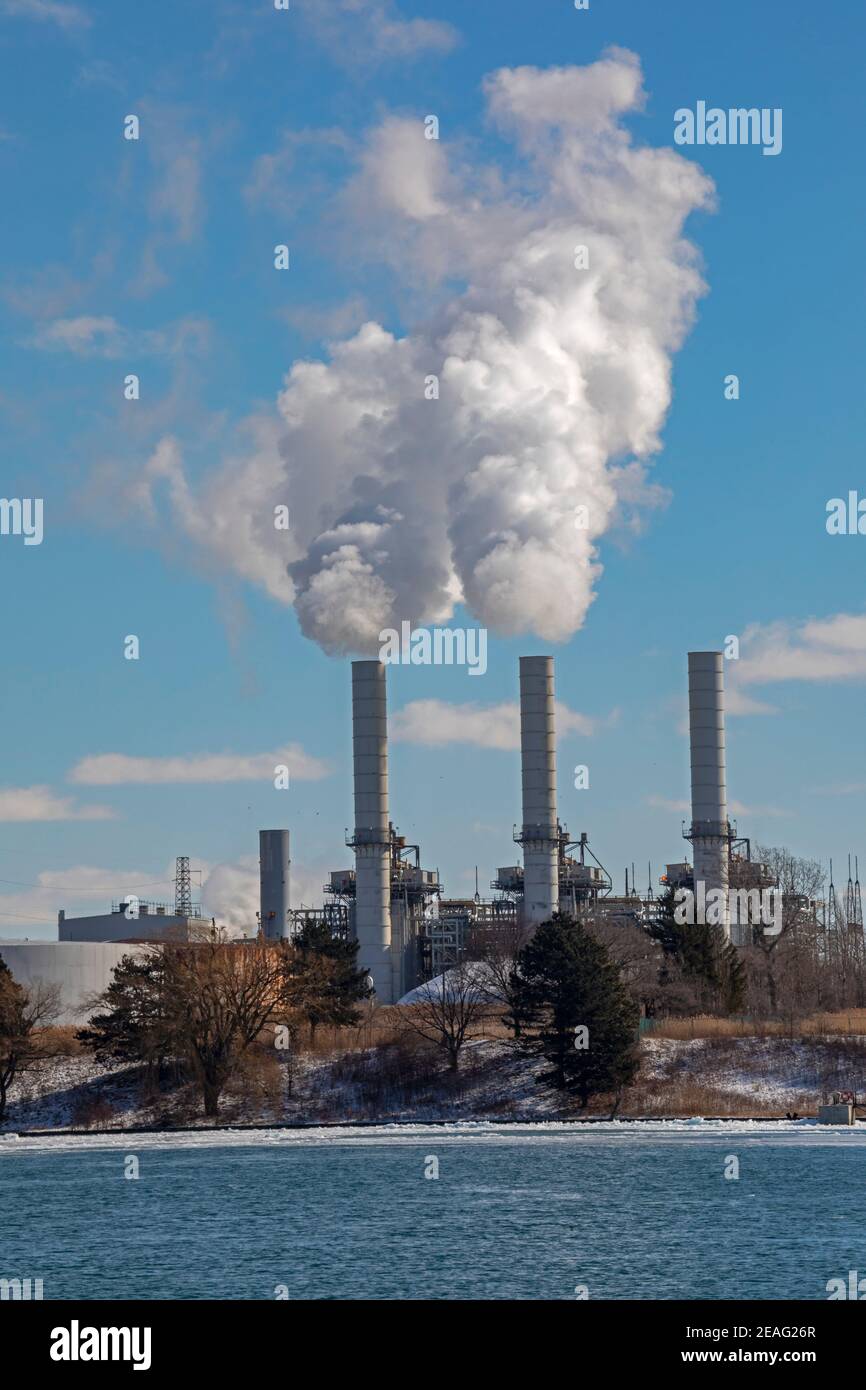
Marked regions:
[0,1111,842,1139]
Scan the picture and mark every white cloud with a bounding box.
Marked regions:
[131,50,713,656]
[725,686,778,717]
[0,864,181,936]
[68,745,330,786]
[1,0,89,30]
[391,698,600,750]
[732,613,866,690]
[0,786,115,822]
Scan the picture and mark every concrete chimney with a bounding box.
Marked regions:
[259,829,291,941]
[519,655,559,925]
[687,651,730,937]
[351,660,392,1001]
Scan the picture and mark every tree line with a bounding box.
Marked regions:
[2,844,863,1123]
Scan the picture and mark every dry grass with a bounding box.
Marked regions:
[69,1093,117,1129]
[37,1025,86,1055]
[619,1075,813,1118]
[649,1011,866,1041]
[801,1010,866,1036]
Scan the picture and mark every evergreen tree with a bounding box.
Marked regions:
[76,951,178,1077]
[649,887,746,1015]
[292,921,372,1037]
[511,915,639,1107]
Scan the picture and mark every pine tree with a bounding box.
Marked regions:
[292,920,372,1038]
[76,950,177,1078]
[649,887,746,1015]
[512,915,639,1107]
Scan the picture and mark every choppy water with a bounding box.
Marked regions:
[1,1123,864,1299]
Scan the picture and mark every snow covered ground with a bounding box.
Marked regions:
[4,1031,865,1134]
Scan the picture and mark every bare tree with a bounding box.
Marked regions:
[0,957,60,1123]
[747,846,825,1016]
[466,917,533,1036]
[157,942,288,1117]
[397,960,490,1071]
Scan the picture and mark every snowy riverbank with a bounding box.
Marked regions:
[4,1032,866,1134]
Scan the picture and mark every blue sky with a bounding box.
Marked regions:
[1,0,865,938]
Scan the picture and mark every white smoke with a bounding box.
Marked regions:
[201,856,333,923]
[140,49,713,655]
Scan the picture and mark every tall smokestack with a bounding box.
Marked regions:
[687,651,730,937]
[259,829,290,941]
[519,655,559,925]
[351,660,392,1001]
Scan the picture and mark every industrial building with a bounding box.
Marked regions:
[0,858,228,1026]
[0,941,148,1026]
[2,646,854,1022]
[58,901,205,944]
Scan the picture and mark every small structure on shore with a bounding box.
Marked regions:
[818,1091,855,1125]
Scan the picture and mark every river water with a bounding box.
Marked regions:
[1,1122,863,1299]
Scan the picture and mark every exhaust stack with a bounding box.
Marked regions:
[687,651,730,937]
[351,660,393,1001]
[259,829,290,941]
[518,655,559,925]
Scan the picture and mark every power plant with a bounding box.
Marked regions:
[1,647,854,1018]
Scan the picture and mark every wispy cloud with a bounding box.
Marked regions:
[391,699,603,751]
[1,0,90,31]
[295,0,459,64]
[126,103,214,297]
[0,786,115,822]
[244,126,352,214]
[647,794,791,819]
[0,863,180,933]
[68,745,330,786]
[810,782,866,798]
[647,795,689,814]
[27,314,211,359]
[281,295,370,342]
[729,799,792,819]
